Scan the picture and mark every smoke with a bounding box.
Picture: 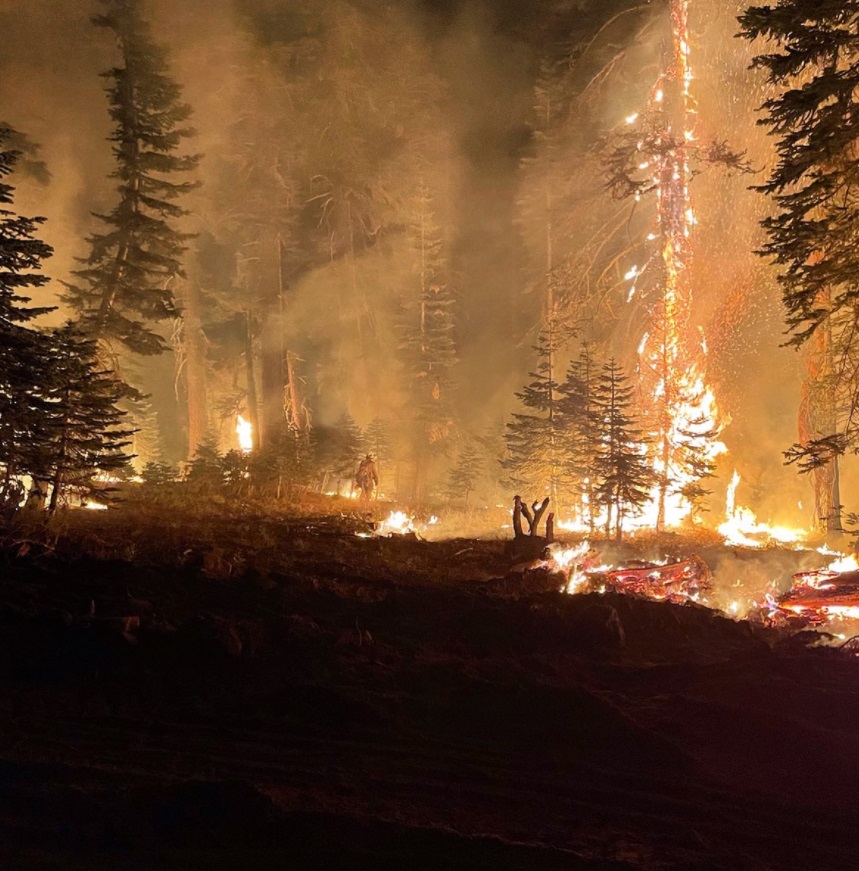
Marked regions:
[0,0,840,519]
[0,0,112,318]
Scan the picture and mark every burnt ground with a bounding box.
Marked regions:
[1,509,858,869]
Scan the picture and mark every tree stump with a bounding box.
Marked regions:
[507,494,555,561]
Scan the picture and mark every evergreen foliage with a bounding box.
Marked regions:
[446,441,482,506]
[667,390,722,520]
[186,435,224,492]
[364,417,394,493]
[0,132,55,505]
[591,358,653,541]
[35,325,134,512]
[364,418,393,464]
[63,0,200,357]
[316,412,364,492]
[503,332,568,503]
[740,2,859,461]
[399,182,457,495]
[558,344,601,531]
[141,461,176,486]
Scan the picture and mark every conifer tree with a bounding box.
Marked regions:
[503,332,568,504]
[591,359,653,541]
[64,0,200,358]
[33,324,134,513]
[186,434,224,493]
[316,412,364,494]
[206,42,300,450]
[558,344,601,531]
[364,417,394,493]
[364,418,393,466]
[399,182,457,498]
[0,130,54,503]
[740,2,859,526]
[141,460,176,487]
[739,2,859,350]
[446,441,482,507]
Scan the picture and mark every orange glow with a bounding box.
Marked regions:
[236,415,253,453]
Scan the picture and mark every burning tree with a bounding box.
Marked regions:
[198,36,303,454]
[604,0,747,532]
[592,358,654,541]
[740,1,859,532]
[63,0,200,362]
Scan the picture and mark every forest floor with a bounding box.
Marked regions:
[1,502,858,869]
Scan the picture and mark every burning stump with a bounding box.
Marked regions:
[507,495,555,562]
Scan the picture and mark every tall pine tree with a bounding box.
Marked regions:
[740,2,859,529]
[64,0,200,358]
[399,182,457,499]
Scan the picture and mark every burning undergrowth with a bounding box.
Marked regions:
[527,533,853,633]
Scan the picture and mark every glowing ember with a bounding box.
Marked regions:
[545,541,593,593]
[539,540,711,604]
[765,551,859,627]
[236,415,253,453]
[85,502,108,511]
[358,510,425,538]
[586,554,712,604]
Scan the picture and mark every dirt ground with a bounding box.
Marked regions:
[1,508,858,869]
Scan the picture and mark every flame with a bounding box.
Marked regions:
[544,541,594,594]
[718,470,806,548]
[236,415,253,453]
[827,553,859,573]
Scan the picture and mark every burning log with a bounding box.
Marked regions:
[769,564,859,627]
[586,555,712,603]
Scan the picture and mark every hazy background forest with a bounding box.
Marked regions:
[0,0,823,522]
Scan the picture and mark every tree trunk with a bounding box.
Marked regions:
[258,228,285,449]
[829,455,844,532]
[178,281,208,458]
[244,310,260,451]
[285,350,303,431]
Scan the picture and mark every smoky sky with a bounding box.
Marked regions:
[0,0,836,521]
